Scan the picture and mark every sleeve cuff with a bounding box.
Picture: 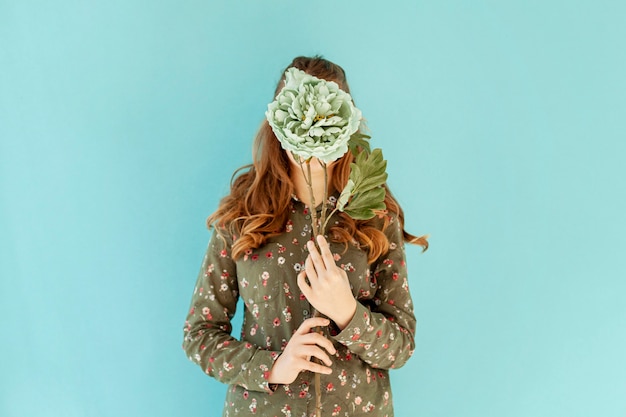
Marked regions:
[332,302,372,347]
[244,348,281,393]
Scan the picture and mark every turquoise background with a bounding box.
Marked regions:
[2,1,625,416]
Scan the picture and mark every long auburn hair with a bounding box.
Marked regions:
[207,56,428,263]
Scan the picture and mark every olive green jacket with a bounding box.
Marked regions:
[183,197,416,416]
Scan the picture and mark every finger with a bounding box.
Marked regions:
[304,256,319,282]
[299,359,333,375]
[297,345,333,366]
[296,317,331,334]
[297,271,312,299]
[316,235,336,269]
[300,332,337,355]
[306,240,326,272]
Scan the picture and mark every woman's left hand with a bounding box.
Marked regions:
[297,235,357,330]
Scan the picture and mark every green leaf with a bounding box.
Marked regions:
[349,148,387,193]
[339,146,388,220]
[348,132,371,156]
[336,179,354,211]
[342,188,387,220]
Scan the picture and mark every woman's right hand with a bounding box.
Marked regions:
[267,317,337,385]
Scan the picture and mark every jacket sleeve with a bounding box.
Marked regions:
[332,213,417,369]
[182,229,279,392]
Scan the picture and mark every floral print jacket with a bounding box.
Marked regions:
[183,197,416,417]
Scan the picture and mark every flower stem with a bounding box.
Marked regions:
[320,161,328,236]
[299,159,324,417]
[321,207,340,233]
[305,161,319,237]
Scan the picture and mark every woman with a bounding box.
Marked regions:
[183,56,427,417]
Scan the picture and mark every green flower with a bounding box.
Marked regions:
[266,67,362,163]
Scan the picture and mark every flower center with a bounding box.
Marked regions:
[302,114,336,122]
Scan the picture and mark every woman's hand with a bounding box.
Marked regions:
[298,235,357,330]
[267,317,337,385]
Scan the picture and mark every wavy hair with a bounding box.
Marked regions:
[207,56,428,263]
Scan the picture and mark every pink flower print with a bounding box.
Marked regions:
[189,307,195,315]
[241,278,249,288]
[339,369,348,386]
[205,264,215,275]
[285,220,293,233]
[362,402,375,413]
[251,254,259,261]
[326,382,334,392]
[219,249,228,258]
[332,405,342,416]
[223,361,234,372]
[283,283,292,297]
[298,390,307,398]
[388,299,395,306]
[351,328,361,341]
[366,368,371,383]
[401,259,406,267]
[303,207,309,215]
[265,251,273,259]
[292,238,299,245]
[252,304,259,318]
[282,306,292,322]
[272,317,281,327]
[389,242,397,250]
[250,324,258,336]
[244,249,252,261]
[354,396,362,405]
[392,272,399,281]
[281,404,292,416]
[333,253,341,261]
[376,330,383,338]
[299,293,306,301]
[262,271,270,287]
[383,258,393,267]
[202,307,212,320]
[221,271,230,279]
[249,398,257,413]
[278,244,286,253]
[243,390,249,399]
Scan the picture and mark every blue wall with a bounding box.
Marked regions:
[1,1,625,416]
